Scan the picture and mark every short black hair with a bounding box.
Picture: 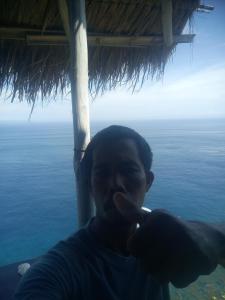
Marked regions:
[79,125,153,189]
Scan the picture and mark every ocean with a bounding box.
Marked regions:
[0,119,225,299]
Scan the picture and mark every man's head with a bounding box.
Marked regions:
[80,125,154,223]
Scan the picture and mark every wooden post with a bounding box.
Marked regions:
[68,0,94,227]
[161,0,173,47]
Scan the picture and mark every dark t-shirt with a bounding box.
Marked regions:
[15,224,170,300]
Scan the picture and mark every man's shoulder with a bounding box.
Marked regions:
[47,226,92,264]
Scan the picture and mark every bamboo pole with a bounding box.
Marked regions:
[68,0,93,227]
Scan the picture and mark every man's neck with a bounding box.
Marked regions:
[90,216,136,256]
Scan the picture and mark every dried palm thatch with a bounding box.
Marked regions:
[0,0,199,102]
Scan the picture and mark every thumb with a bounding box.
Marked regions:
[113,192,149,225]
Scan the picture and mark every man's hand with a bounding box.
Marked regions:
[114,193,221,288]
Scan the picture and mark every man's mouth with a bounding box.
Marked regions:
[104,199,117,212]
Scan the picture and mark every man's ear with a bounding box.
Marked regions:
[145,171,154,192]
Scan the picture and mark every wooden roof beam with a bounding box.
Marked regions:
[0,32,195,47]
[57,0,70,42]
[161,0,173,47]
[197,4,214,12]
[26,34,195,47]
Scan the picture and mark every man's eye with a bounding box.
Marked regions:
[94,169,109,177]
[121,167,139,175]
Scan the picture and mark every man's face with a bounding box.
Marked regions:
[90,138,153,223]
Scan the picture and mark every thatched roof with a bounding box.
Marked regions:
[0,0,200,102]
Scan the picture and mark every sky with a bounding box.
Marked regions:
[0,0,225,122]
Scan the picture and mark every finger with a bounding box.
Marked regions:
[113,192,149,225]
[171,273,199,288]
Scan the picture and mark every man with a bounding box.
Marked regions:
[15,125,225,300]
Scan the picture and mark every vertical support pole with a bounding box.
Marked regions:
[68,0,94,227]
[161,0,173,47]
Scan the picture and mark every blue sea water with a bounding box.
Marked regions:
[0,119,225,269]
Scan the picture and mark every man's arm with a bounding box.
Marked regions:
[113,194,225,288]
[129,211,225,288]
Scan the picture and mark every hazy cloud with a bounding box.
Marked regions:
[90,64,225,120]
[0,64,224,122]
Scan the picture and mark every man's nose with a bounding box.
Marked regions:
[109,172,126,192]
